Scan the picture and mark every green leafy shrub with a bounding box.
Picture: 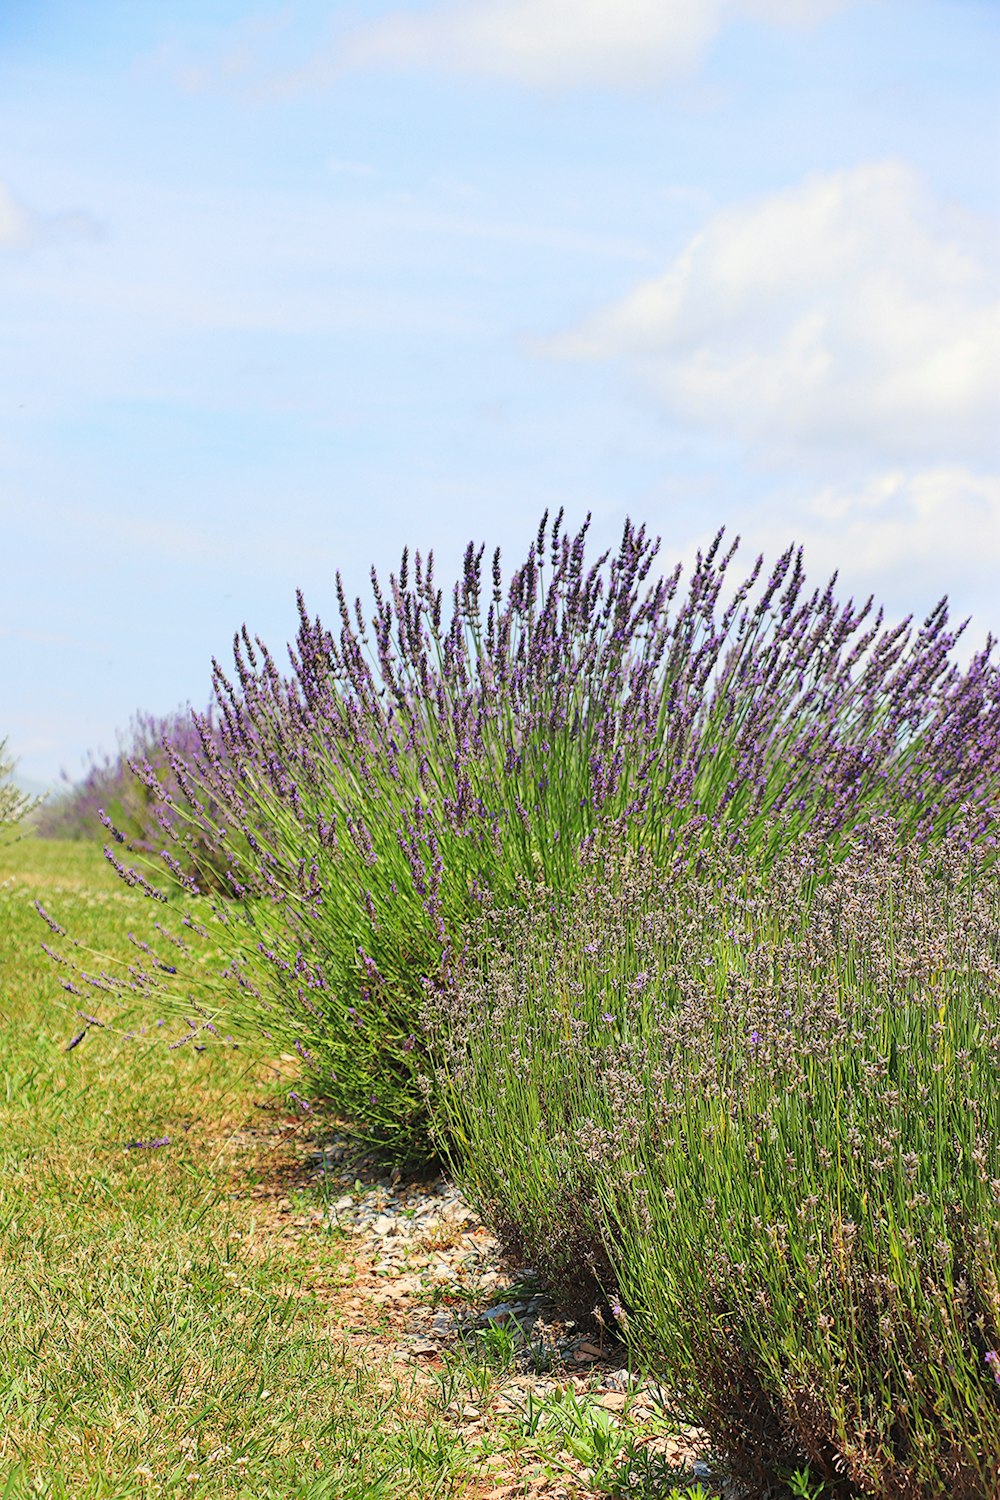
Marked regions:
[0,737,38,841]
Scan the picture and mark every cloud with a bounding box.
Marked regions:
[0,180,100,253]
[768,468,1000,583]
[327,157,375,178]
[139,11,301,96]
[669,465,998,643]
[814,468,999,568]
[0,182,41,249]
[340,0,851,89]
[546,162,1000,466]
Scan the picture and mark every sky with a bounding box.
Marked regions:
[2,0,998,790]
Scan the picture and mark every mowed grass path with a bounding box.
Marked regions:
[0,838,470,1500]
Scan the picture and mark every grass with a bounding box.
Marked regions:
[0,836,709,1500]
[0,836,463,1498]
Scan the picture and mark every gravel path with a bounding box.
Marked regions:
[300,1136,715,1491]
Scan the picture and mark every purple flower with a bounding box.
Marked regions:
[34,902,66,937]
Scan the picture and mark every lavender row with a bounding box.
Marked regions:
[35,512,1000,1492]
[37,707,232,895]
[41,512,1000,1159]
[433,811,1000,1497]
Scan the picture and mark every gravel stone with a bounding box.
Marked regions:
[296,1131,711,1484]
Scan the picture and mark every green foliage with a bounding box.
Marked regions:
[786,1469,828,1500]
[542,1389,629,1484]
[0,737,38,842]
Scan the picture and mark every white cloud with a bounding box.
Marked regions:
[140,12,297,96]
[0,180,100,253]
[0,182,41,249]
[740,0,847,20]
[547,162,1000,466]
[667,465,1000,655]
[766,468,1000,581]
[341,0,851,89]
[670,465,998,639]
[327,157,375,178]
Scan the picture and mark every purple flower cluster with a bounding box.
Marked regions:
[212,515,997,881]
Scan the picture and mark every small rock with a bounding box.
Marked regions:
[596,1391,628,1413]
[480,1302,518,1325]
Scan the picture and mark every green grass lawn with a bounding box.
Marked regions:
[0,836,475,1500]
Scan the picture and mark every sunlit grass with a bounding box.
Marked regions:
[0,837,474,1499]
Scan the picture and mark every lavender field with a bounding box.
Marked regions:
[13,513,1000,1498]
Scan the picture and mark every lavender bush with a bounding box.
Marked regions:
[434,814,1000,1498]
[62,512,1000,1161]
[37,707,232,894]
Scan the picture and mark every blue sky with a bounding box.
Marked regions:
[3,0,998,788]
